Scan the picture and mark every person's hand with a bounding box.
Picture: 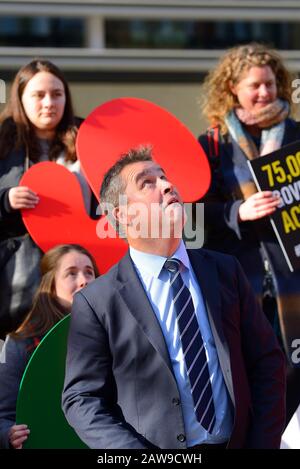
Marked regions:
[238,191,281,221]
[8,424,30,449]
[8,186,39,210]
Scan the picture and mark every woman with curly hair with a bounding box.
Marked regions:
[198,43,300,425]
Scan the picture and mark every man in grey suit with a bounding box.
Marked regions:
[62,146,285,449]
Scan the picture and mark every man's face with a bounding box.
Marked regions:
[116,160,185,240]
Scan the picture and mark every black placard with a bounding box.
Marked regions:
[248,140,300,272]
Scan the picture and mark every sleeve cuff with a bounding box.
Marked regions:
[0,188,13,216]
[225,200,243,239]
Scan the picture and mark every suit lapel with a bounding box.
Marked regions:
[116,250,235,404]
[117,253,173,373]
[188,249,235,405]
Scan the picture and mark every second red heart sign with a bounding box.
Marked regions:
[21,97,210,273]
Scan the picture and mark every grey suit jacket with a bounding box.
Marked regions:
[62,248,286,449]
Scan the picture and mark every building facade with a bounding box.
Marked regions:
[1,0,300,134]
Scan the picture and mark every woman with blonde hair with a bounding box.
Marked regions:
[198,42,300,424]
[0,244,99,449]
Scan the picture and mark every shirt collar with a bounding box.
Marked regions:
[129,240,190,279]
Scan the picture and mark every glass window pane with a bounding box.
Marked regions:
[105,19,299,51]
[0,16,84,47]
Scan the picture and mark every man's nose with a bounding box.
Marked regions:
[159,178,173,194]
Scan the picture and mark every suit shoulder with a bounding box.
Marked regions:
[191,248,239,270]
[193,247,236,261]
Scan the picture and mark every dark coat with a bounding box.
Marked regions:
[0,145,42,336]
[62,249,285,449]
[0,118,85,337]
[0,335,40,448]
[0,145,29,241]
[198,118,300,366]
[0,116,84,241]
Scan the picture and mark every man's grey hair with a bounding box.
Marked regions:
[100,145,153,234]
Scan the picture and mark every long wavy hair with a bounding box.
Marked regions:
[201,43,293,134]
[10,244,99,340]
[0,59,79,162]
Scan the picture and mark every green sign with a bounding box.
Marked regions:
[16,314,87,448]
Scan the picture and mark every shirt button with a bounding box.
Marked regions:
[177,434,186,442]
[172,397,181,406]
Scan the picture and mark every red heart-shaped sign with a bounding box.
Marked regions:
[77,97,210,202]
[20,162,127,273]
[21,98,210,273]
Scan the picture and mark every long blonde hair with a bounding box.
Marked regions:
[201,43,293,134]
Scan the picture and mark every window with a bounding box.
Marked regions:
[0,16,84,47]
[105,19,300,50]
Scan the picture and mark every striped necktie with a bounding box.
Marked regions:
[164,258,216,433]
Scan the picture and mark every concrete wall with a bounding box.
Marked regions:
[69,82,209,138]
[2,80,300,136]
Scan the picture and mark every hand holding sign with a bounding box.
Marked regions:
[248,139,300,271]
[20,161,126,274]
[238,191,281,221]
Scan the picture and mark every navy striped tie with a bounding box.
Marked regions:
[164,258,216,433]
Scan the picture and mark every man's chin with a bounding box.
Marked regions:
[163,206,185,237]
[166,202,185,217]
[165,201,183,213]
